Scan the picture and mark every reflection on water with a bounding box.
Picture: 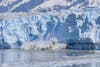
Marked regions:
[65,62,100,67]
[0,49,70,64]
[0,49,100,67]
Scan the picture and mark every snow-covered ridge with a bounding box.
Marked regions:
[0,0,30,8]
[30,0,100,12]
[8,0,31,12]
[30,0,68,11]
[0,0,17,7]
[0,0,100,12]
[0,7,100,19]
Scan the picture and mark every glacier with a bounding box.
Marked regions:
[0,0,100,67]
[0,0,100,50]
[0,8,100,49]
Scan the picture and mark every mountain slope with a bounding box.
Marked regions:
[0,0,100,12]
[30,0,100,12]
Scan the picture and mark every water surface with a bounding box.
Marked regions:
[0,49,100,67]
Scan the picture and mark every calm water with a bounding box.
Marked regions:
[0,49,100,67]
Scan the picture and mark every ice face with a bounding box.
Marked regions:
[0,8,100,49]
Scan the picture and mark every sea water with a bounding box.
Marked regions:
[0,49,100,67]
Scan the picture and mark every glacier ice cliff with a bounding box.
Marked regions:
[0,8,100,49]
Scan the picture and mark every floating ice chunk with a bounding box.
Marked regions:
[21,40,52,50]
[51,43,66,50]
[50,38,67,50]
[34,41,52,50]
[21,38,67,50]
[21,42,36,50]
